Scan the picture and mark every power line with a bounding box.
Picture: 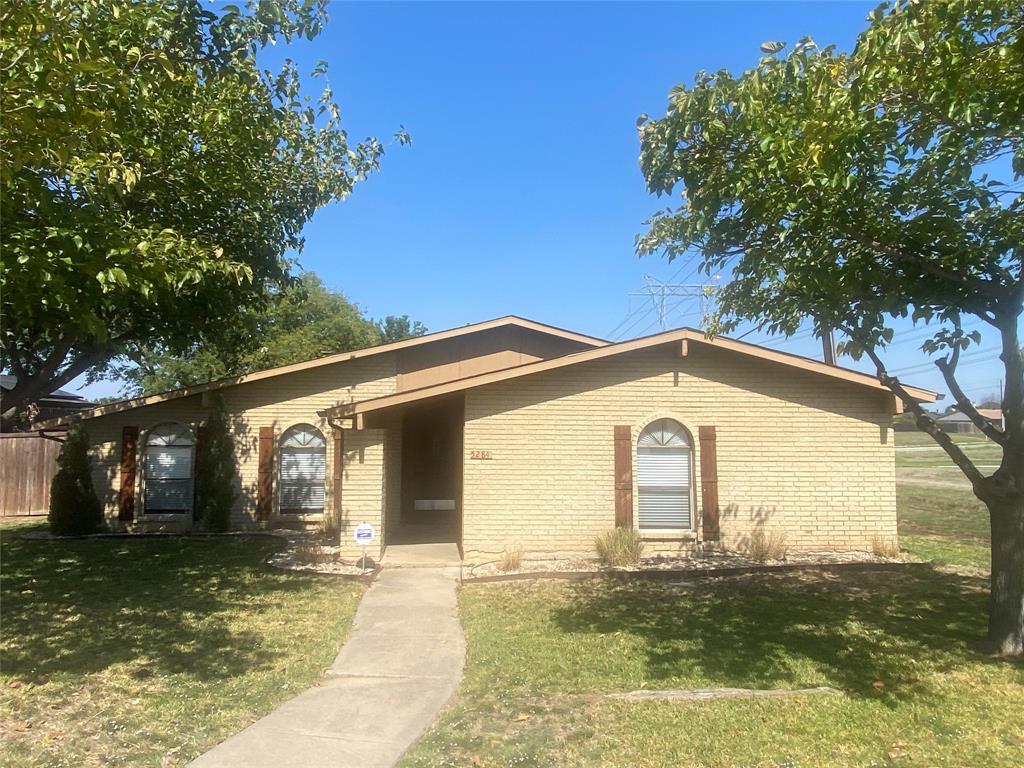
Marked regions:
[606,304,648,339]
[889,350,1000,376]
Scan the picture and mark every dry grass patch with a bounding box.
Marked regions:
[594,528,644,566]
[747,528,788,562]
[498,544,524,572]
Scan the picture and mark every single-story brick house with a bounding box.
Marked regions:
[50,316,936,562]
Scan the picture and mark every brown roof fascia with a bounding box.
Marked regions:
[39,316,608,427]
[330,327,939,417]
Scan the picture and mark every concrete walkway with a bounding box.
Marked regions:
[189,567,464,768]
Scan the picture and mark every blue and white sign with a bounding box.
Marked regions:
[353,523,375,545]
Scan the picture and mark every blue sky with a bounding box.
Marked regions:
[78,1,1008,406]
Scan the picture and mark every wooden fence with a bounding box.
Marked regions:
[0,432,64,517]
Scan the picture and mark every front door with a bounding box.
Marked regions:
[399,399,463,542]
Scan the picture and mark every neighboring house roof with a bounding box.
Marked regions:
[328,326,939,418]
[938,408,1002,423]
[41,316,608,425]
[0,375,94,408]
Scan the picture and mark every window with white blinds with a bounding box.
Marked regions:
[280,425,326,513]
[636,418,692,530]
[144,423,194,514]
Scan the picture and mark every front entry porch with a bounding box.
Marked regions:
[381,541,463,567]
[379,396,464,554]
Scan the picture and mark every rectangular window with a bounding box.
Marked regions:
[280,450,326,512]
[144,446,192,512]
[636,447,691,529]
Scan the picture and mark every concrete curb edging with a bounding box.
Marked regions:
[608,686,842,702]
[462,560,934,584]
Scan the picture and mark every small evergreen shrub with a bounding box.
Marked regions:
[595,528,645,566]
[193,401,237,531]
[48,425,104,536]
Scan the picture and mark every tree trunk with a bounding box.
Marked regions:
[986,494,1024,656]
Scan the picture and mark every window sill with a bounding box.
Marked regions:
[638,530,697,542]
[275,511,325,521]
[138,513,191,521]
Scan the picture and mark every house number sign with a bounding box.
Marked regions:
[470,450,493,460]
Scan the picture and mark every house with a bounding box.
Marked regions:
[936,407,1003,434]
[46,316,937,562]
[1,375,95,425]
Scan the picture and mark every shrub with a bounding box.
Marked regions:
[320,509,342,543]
[294,537,336,566]
[595,528,645,566]
[498,543,524,572]
[48,425,104,536]
[193,400,236,531]
[872,534,901,559]
[748,528,788,562]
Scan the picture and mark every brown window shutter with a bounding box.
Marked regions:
[193,425,208,519]
[257,426,274,522]
[118,426,139,522]
[333,428,344,517]
[698,426,720,541]
[613,425,633,527]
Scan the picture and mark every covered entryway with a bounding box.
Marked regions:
[386,396,464,548]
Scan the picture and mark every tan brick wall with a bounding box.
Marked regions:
[83,356,397,532]
[337,428,386,561]
[82,339,898,564]
[461,344,896,562]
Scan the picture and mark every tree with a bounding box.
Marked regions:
[110,273,426,395]
[1,0,408,427]
[377,315,429,345]
[48,425,104,536]
[637,0,1023,654]
[193,399,236,532]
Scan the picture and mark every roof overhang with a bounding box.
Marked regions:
[39,316,608,427]
[327,328,939,418]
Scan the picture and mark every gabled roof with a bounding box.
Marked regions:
[328,327,939,418]
[49,316,607,424]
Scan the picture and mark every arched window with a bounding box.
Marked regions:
[636,419,692,530]
[144,423,194,514]
[280,425,326,514]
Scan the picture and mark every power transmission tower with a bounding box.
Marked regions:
[631,275,720,331]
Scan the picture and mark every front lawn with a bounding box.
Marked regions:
[897,483,991,571]
[0,523,363,767]
[404,571,1023,767]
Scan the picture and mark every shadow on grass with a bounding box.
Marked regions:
[0,529,321,683]
[551,568,1010,704]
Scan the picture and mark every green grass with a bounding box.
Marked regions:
[894,430,1001,468]
[894,431,991,448]
[897,483,991,570]
[403,573,1023,768]
[404,464,1010,768]
[0,523,363,767]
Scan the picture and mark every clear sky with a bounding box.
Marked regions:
[77,1,1009,407]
